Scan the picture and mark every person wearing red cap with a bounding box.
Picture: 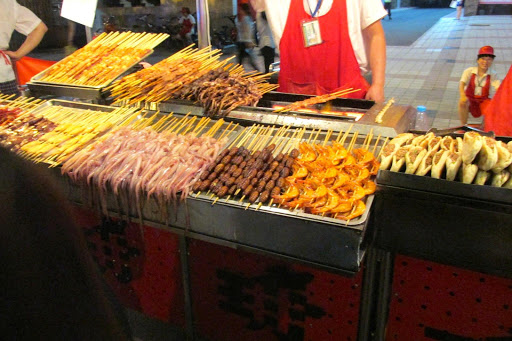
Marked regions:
[177,7,196,46]
[458,46,501,125]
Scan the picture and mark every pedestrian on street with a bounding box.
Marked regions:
[177,7,196,46]
[236,3,259,71]
[384,0,392,20]
[456,0,464,20]
[256,11,275,73]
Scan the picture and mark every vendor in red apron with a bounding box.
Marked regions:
[249,0,387,102]
[178,7,196,46]
[0,0,47,96]
[458,45,501,125]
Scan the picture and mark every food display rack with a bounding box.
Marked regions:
[48,104,379,274]
[373,169,512,279]
[15,93,512,340]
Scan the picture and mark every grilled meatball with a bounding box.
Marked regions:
[259,190,270,203]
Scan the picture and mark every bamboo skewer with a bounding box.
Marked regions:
[372,134,382,155]
[340,124,354,146]
[377,137,390,159]
[273,88,360,113]
[348,132,359,152]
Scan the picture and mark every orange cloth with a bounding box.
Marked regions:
[484,65,512,136]
[14,56,55,85]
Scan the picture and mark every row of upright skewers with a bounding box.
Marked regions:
[0,94,44,126]
[108,45,278,118]
[61,114,236,222]
[191,124,380,222]
[35,31,169,87]
[0,94,140,165]
[1,91,381,224]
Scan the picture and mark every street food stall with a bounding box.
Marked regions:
[4,29,512,341]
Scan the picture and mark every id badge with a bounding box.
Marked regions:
[301,18,323,47]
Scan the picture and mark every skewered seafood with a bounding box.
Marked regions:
[62,115,231,220]
[272,139,379,221]
[109,46,278,118]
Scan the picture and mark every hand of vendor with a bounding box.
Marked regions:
[365,83,385,103]
[4,50,22,62]
[459,93,468,104]
[245,42,256,49]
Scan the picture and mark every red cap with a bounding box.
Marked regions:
[478,46,495,57]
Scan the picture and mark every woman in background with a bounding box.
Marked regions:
[236,3,259,71]
[456,0,464,20]
[177,7,196,45]
[256,11,275,73]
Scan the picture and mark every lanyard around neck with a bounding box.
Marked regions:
[307,0,323,18]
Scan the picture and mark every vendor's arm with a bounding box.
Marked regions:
[459,80,467,102]
[5,22,47,61]
[363,20,386,103]
[491,73,501,91]
[459,68,471,103]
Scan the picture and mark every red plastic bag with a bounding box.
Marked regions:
[483,65,512,136]
[14,56,55,86]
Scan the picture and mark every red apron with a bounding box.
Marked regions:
[180,18,193,37]
[465,73,491,118]
[278,0,369,97]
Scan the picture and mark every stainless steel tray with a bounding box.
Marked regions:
[61,177,371,274]
[376,170,512,205]
[134,97,413,138]
[29,49,154,90]
[37,99,119,113]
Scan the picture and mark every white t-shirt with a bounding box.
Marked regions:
[0,0,41,82]
[250,0,387,74]
[460,66,501,96]
[236,16,256,44]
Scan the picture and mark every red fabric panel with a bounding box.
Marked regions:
[484,65,512,136]
[15,56,55,85]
